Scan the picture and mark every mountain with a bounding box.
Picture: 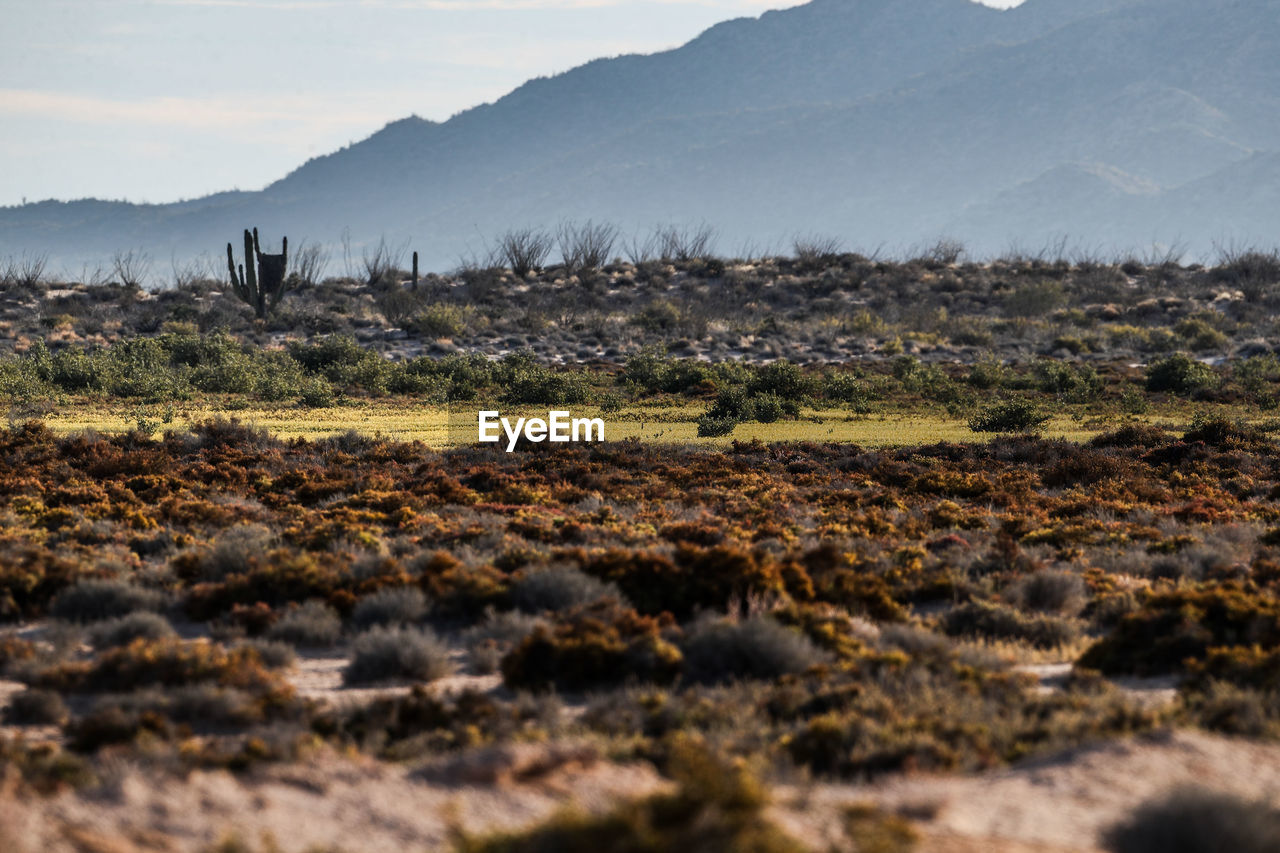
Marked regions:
[5,0,1280,273]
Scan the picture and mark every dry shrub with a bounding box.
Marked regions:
[510,565,622,614]
[49,578,165,624]
[87,611,176,649]
[34,638,287,695]
[453,736,806,853]
[943,600,1079,649]
[1005,570,1088,616]
[266,600,342,648]
[680,615,830,684]
[3,688,68,725]
[581,545,794,620]
[501,600,681,692]
[1079,584,1280,678]
[344,626,452,685]
[351,586,428,629]
[1103,787,1280,853]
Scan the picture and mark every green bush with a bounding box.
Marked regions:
[822,372,871,411]
[297,375,337,407]
[892,356,962,403]
[497,351,590,406]
[412,303,466,338]
[1146,353,1217,395]
[1174,317,1229,351]
[967,398,1050,433]
[288,335,389,393]
[749,360,809,401]
[1235,354,1280,408]
[622,351,713,395]
[253,351,308,401]
[50,349,106,392]
[696,415,738,437]
[1004,281,1065,317]
[1033,360,1102,401]
[966,357,1007,390]
[750,392,786,424]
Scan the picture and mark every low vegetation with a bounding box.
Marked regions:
[0,242,1278,848]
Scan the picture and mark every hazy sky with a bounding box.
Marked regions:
[1,0,1023,207]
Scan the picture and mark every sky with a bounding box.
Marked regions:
[0,0,1023,208]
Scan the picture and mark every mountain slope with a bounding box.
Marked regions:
[4,0,1278,271]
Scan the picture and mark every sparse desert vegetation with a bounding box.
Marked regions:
[1,242,1280,850]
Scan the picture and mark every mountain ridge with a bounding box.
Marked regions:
[5,0,1278,271]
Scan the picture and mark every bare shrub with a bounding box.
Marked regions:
[462,608,545,674]
[3,252,49,293]
[49,578,166,624]
[344,626,452,685]
[510,565,622,614]
[169,253,209,290]
[657,223,717,262]
[942,600,1078,649]
[237,639,296,669]
[792,234,843,266]
[351,586,428,630]
[680,615,830,684]
[1103,786,1280,853]
[917,238,966,265]
[111,249,152,288]
[878,623,953,658]
[362,237,408,286]
[1006,570,1087,616]
[201,524,276,580]
[3,688,68,725]
[290,239,331,287]
[1212,241,1280,299]
[267,600,342,648]
[499,227,554,277]
[557,220,619,273]
[624,229,660,265]
[88,612,176,649]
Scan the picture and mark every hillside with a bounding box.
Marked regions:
[4,0,1279,272]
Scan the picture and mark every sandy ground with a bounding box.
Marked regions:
[777,728,1280,853]
[3,728,1279,852]
[0,743,664,853]
[289,648,502,707]
[1,637,1267,852]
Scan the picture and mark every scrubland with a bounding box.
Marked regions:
[1,246,1280,851]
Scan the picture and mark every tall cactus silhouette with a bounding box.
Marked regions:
[227,228,291,319]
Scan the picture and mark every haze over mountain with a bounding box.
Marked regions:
[5,0,1279,274]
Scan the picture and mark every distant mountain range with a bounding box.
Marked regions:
[5,0,1280,274]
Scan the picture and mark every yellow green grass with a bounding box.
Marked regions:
[25,397,1236,448]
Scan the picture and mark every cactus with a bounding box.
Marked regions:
[412,251,419,287]
[227,227,291,319]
